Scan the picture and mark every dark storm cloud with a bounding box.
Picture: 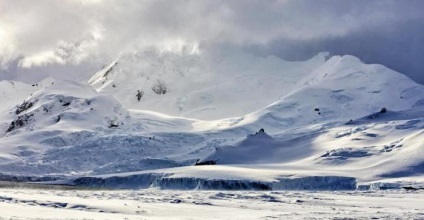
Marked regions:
[248,18,424,83]
[0,0,423,83]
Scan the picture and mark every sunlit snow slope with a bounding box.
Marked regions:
[89,49,328,120]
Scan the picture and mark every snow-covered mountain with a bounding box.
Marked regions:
[0,52,423,190]
[89,49,328,120]
[0,79,130,174]
[2,79,129,133]
[220,55,424,133]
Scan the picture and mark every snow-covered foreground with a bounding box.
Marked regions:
[0,188,423,219]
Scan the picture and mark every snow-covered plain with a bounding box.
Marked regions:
[1,188,424,220]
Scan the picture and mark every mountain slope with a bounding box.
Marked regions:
[0,79,130,174]
[89,49,329,120]
[200,104,424,177]
[202,55,424,133]
[73,103,424,189]
[0,79,48,112]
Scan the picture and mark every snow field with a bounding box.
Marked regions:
[0,188,423,219]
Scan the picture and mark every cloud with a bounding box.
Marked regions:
[0,0,423,83]
[247,17,424,83]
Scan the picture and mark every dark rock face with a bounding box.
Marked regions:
[15,101,35,115]
[6,114,34,133]
[194,160,217,166]
[380,107,387,113]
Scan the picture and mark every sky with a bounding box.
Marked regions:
[0,0,423,84]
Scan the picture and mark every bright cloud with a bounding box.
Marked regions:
[0,0,423,83]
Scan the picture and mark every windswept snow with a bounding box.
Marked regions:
[1,188,424,219]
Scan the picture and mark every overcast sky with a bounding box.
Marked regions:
[0,0,423,83]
